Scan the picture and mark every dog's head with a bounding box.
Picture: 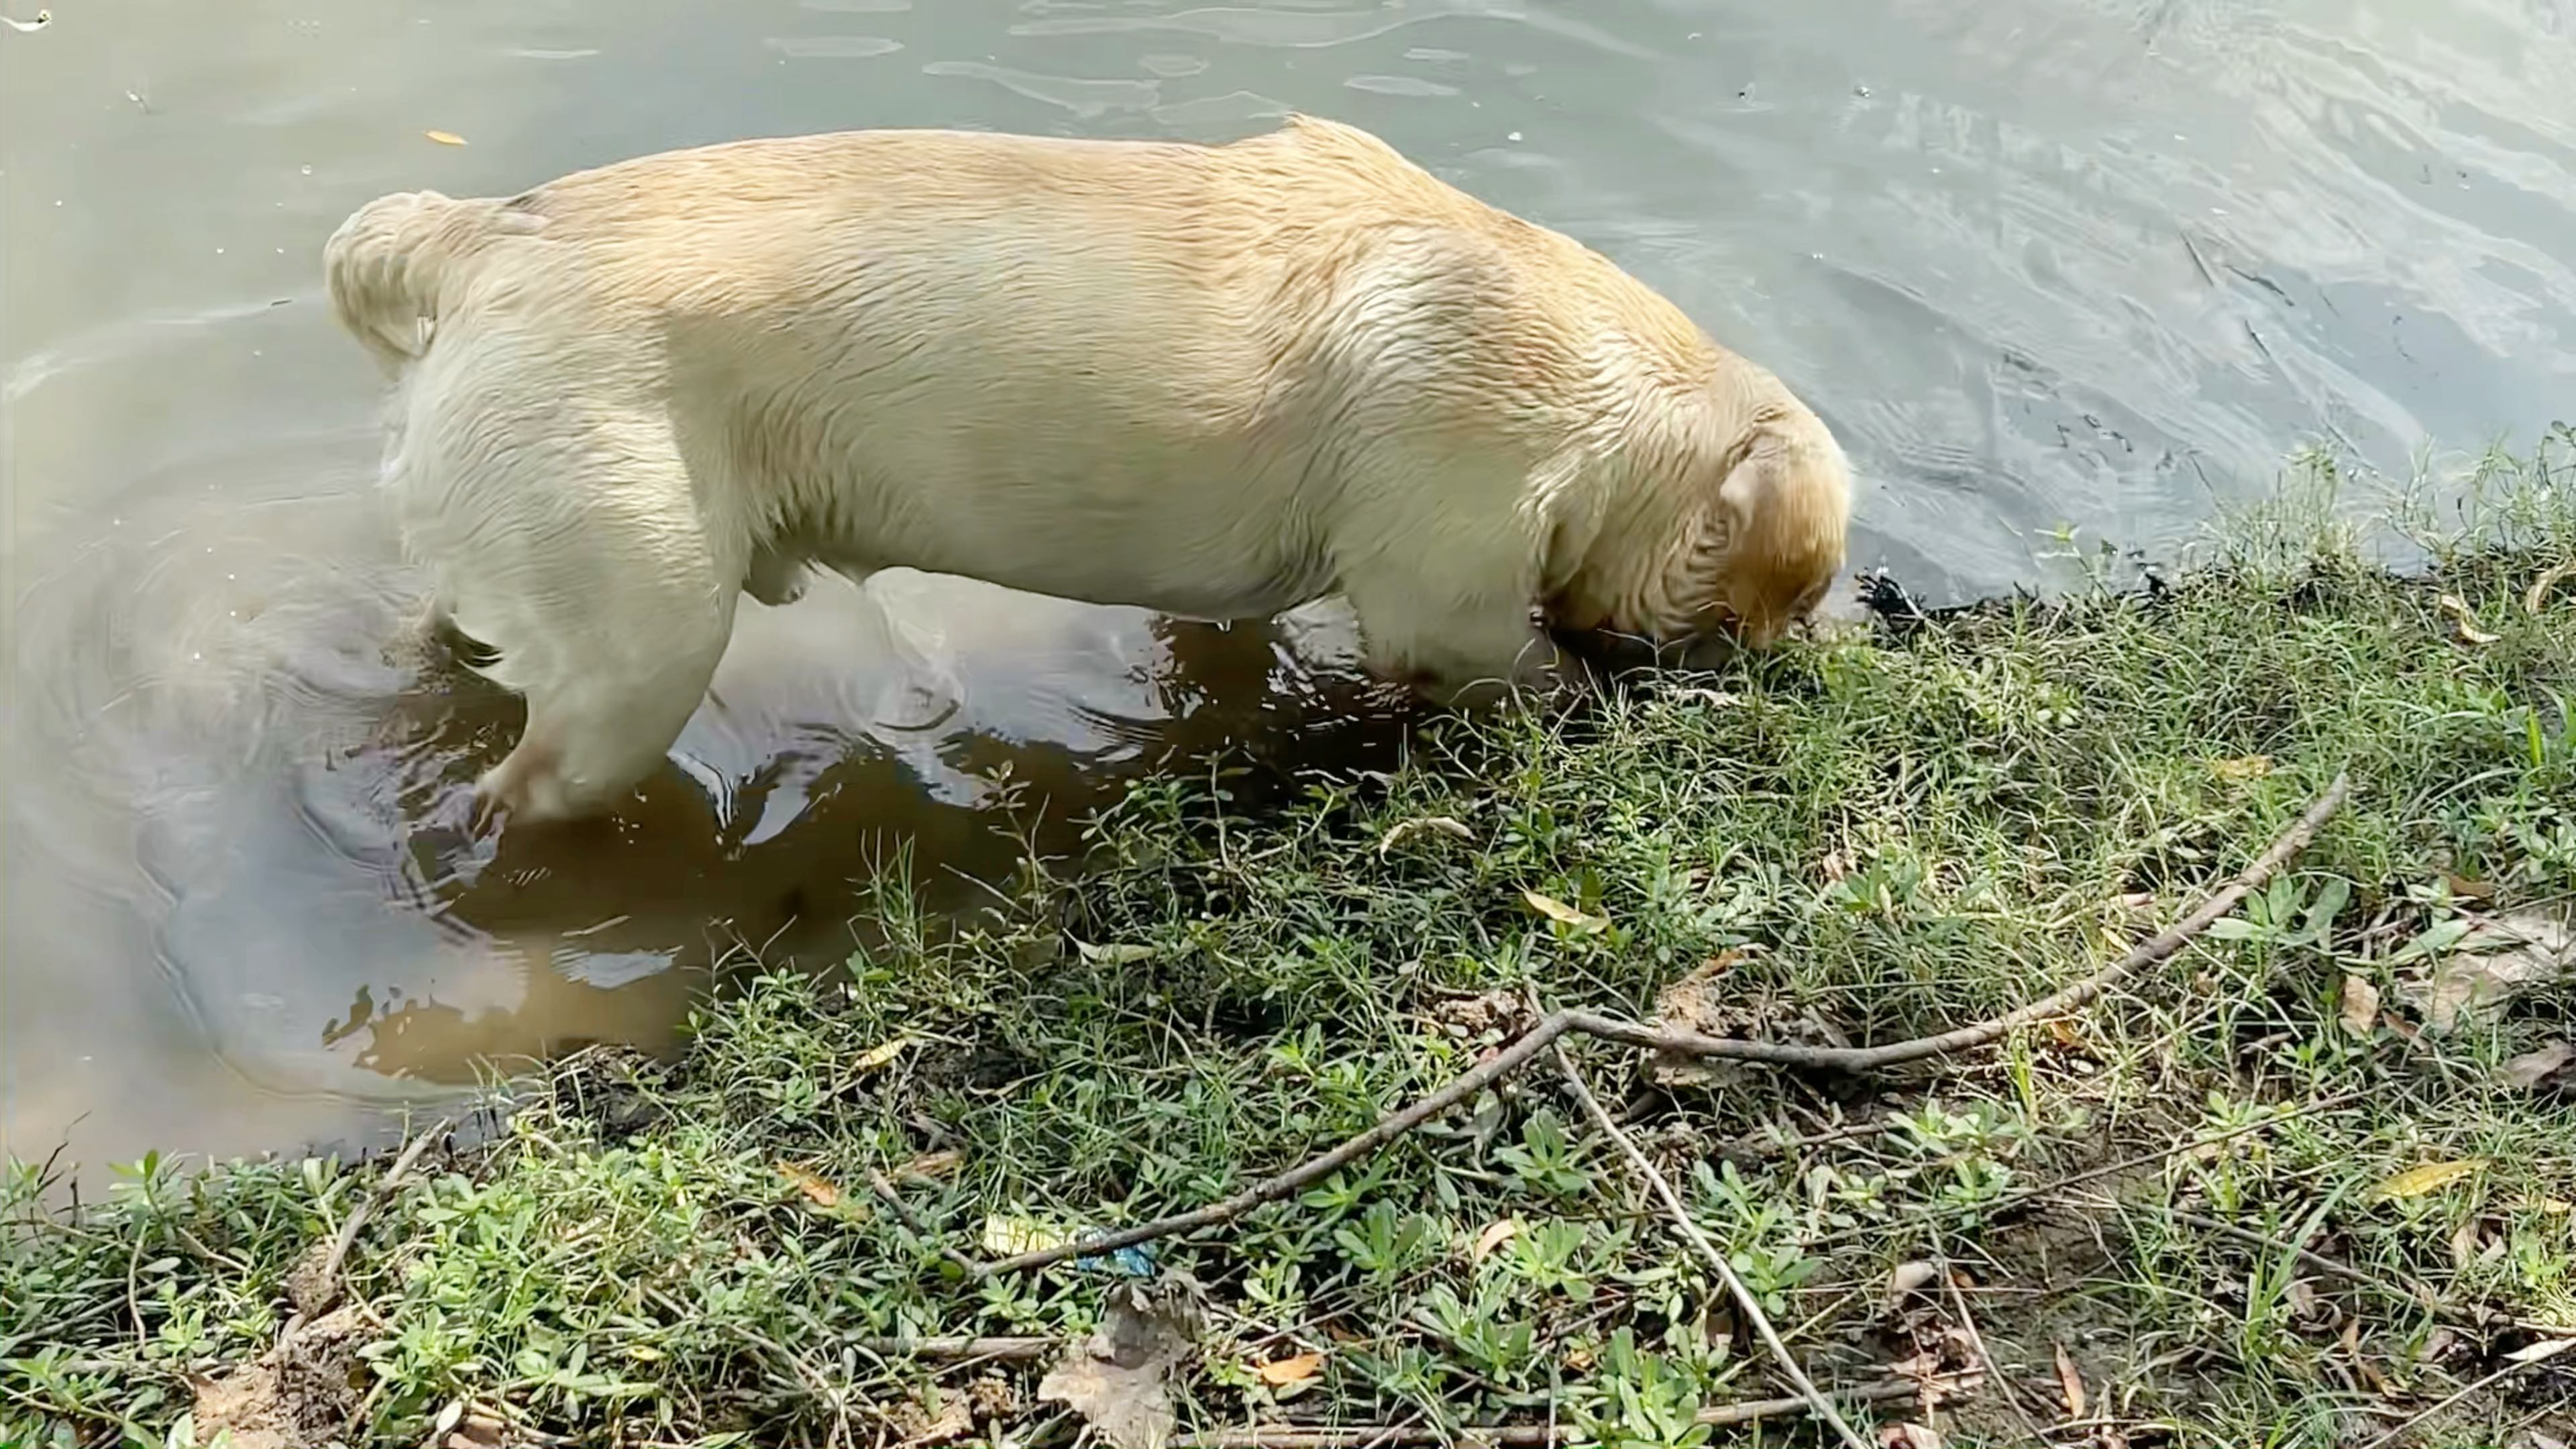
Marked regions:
[1557,414,1851,667]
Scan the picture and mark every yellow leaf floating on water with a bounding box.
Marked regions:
[852,1037,909,1071]
[424,129,468,146]
[1252,1351,1323,1387]
[1522,890,1608,934]
[980,1213,1072,1257]
[2369,1159,2487,1201]
[777,1162,841,1208]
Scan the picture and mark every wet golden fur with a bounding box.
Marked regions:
[326,115,1850,823]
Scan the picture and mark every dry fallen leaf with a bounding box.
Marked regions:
[2506,1337,2576,1365]
[1076,941,1159,966]
[852,1037,910,1072]
[1038,1278,1203,1449]
[423,129,468,146]
[894,1387,977,1447]
[1521,889,1609,934]
[900,1148,964,1181]
[1470,1218,1523,1263]
[778,1162,842,1208]
[2211,755,2274,781]
[1252,1351,1323,1387]
[1880,1424,1943,1449]
[1378,815,1474,856]
[2053,1342,2087,1419]
[2526,559,2576,616]
[1884,1259,1941,1313]
[2502,1041,2575,1090]
[2369,1158,2487,1201]
[2400,910,2576,1034]
[981,1214,1072,1256]
[2443,871,2498,902]
[1664,686,1742,708]
[2438,593,2500,645]
[2339,975,2382,1037]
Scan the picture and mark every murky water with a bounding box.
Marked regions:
[5,0,2572,1174]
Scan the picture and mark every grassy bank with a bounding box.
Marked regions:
[8,448,2576,1449]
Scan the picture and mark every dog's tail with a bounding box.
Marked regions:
[324,189,542,370]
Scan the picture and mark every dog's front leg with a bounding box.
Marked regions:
[1344,581,1577,710]
[744,543,810,608]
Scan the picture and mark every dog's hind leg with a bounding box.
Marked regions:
[394,383,739,825]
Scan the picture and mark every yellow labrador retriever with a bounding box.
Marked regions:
[327,115,1851,824]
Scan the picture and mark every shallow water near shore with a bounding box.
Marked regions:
[3,0,2572,1177]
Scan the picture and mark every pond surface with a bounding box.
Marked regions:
[5,0,2572,1175]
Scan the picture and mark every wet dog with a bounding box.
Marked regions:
[327,115,1850,824]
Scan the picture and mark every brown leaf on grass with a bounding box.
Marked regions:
[2525,559,2576,615]
[1880,1425,1943,1449]
[1646,951,1766,1087]
[1252,1351,1323,1387]
[852,1036,910,1071]
[893,1387,977,1446]
[2399,910,2575,1034]
[1429,990,1530,1040]
[1884,1260,1941,1313]
[2439,593,2500,645]
[899,1149,963,1181]
[2339,975,2382,1036]
[1470,1218,1523,1263]
[2053,1342,2087,1419]
[2443,871,2498,902]
[1378,815,1474,856]
[2369,1159,2487,1201]
[1521,889,1609,934]
[1038,1277,1204,1449]
[778,1162,843,1208]
[423,129,468,146]
[2502,1041,2575,1089]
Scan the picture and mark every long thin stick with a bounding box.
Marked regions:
[1573,772,2350,1073]
[851,1335,1057,1362]
[1555,1044,1873,1449]
[980,778,2348,1277]
[311,1116,451,1316]
[980,1015,1577,1275]
[2355,1337,2575,1449]
[1175,1379,1947,1447]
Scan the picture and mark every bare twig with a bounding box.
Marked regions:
[310,1117,450,1316]
[979,778,2349,1277]
[1573,771,2350,1073]
[852,1335,1057,1362]
[981,1012,1583,1275]
[864,1169,985,1277]
[2356,1337,2576,1449]
[1929,1226,2046,1442]
[1176,1379,1951,1446]
[2072,1194,2450,1314]
[1556,1044,1872,1449]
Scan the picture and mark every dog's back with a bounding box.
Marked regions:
[325,117,1849,822]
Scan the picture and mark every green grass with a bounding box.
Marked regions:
[8,440,2576,1448]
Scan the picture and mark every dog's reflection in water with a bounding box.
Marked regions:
[333,602,1414,1083]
